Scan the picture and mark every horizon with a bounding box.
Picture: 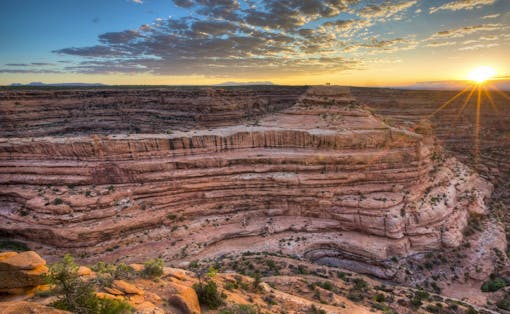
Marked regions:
[1,0,510,86]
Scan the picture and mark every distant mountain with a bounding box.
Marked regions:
[215,81,275,86]
[10,82,106,87]
[395,79,510,91]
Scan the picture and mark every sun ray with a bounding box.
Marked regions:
[361,84,473,172]
[483,85,503,121]
[445,85,477,139]
[474,85,482,166]
[489,84,510,102]
[428,84,471,118]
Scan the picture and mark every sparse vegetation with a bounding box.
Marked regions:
[53,198,64,205]
[47,254,132,314]
[220,304,259,314]
[193,280,223,309]
[142,258,164,278]
[481,276,506,292]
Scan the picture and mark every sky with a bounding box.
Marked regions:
[0,0,509,86]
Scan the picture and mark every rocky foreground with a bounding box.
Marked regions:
[0,250,494,313]
[0,85,509,312]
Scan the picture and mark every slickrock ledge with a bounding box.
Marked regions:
[0,86,492,278]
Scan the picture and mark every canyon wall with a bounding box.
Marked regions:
[0,86,492,278]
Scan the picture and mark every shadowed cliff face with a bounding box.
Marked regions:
[0,86,496,279]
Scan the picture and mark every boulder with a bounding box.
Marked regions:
[130,263,145,272]
[134,301,165,314]
[0,251,46,271]
[96,292,122,300]
[167,281,201,314]
[0,301,70,313]
[104,286,124,295]
[0,251,48,291]
[112,279,144,295]
[77,266,92,276]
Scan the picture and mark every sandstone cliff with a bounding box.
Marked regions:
[0,86,494,281]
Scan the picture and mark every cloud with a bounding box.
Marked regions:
[0,69,62,74]
[429,23,501,39]
[50,0,426,77]
[53,45,127,57]
[358,1,417,20]
[481,13,500,19]
[430,0,496,14]
[458,42,499,50]
[344,37,417,53]
[5,62,54,66]
[132,0,143,4]
[426,41,457,47]
[99,30,141,44]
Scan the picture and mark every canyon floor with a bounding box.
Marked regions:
[0,85,509,313]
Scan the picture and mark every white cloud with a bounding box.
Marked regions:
[430,0,496,14]
[481,13,500,19]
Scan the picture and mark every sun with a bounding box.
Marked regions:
[467,66,496,83]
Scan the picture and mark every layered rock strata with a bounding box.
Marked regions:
[350,87,510,207]
[0,86,307,137]
[0,86,491,278]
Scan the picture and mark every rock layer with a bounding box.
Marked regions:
[0,86,491,277]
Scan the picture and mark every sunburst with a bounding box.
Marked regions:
[362,66,508,172]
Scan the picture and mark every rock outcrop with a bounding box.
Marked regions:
[0,251,48,292]
[0,301,70,313]
[0,251,491,314]
[0,86,492,278]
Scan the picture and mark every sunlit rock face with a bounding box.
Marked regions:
[0,86,491,278]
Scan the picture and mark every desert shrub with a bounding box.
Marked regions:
[252,272,262,291]
[425,304,441,313]
[48,254,132,314]
[466,306,478,314]
[307,304,326,314]
[53,198,64,205]
[224,281,237,291]
[319,281,333,291]
[92,261,116,274]
[220,304,259,314]
[411,290,430,308]
[193,280,223,309]
[373,293,385,303]
[481,277,506,292]
[348,278,368,301]
[142,258,164,278]
[114,263,136,280]
[497,297,510,311]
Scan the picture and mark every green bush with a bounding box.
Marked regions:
[219,304,259,314]
[48,254,132,314]
[411,290,430,308]
[142,258,164,278]
[307,304,326,314]
[481,278,506,292]
[252,272,262,291]
[193,280,223,309]
[53,198,64,205]
[497,297,510,311]
[348,278,368,302]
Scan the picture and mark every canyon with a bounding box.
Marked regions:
[0,85,509,313]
